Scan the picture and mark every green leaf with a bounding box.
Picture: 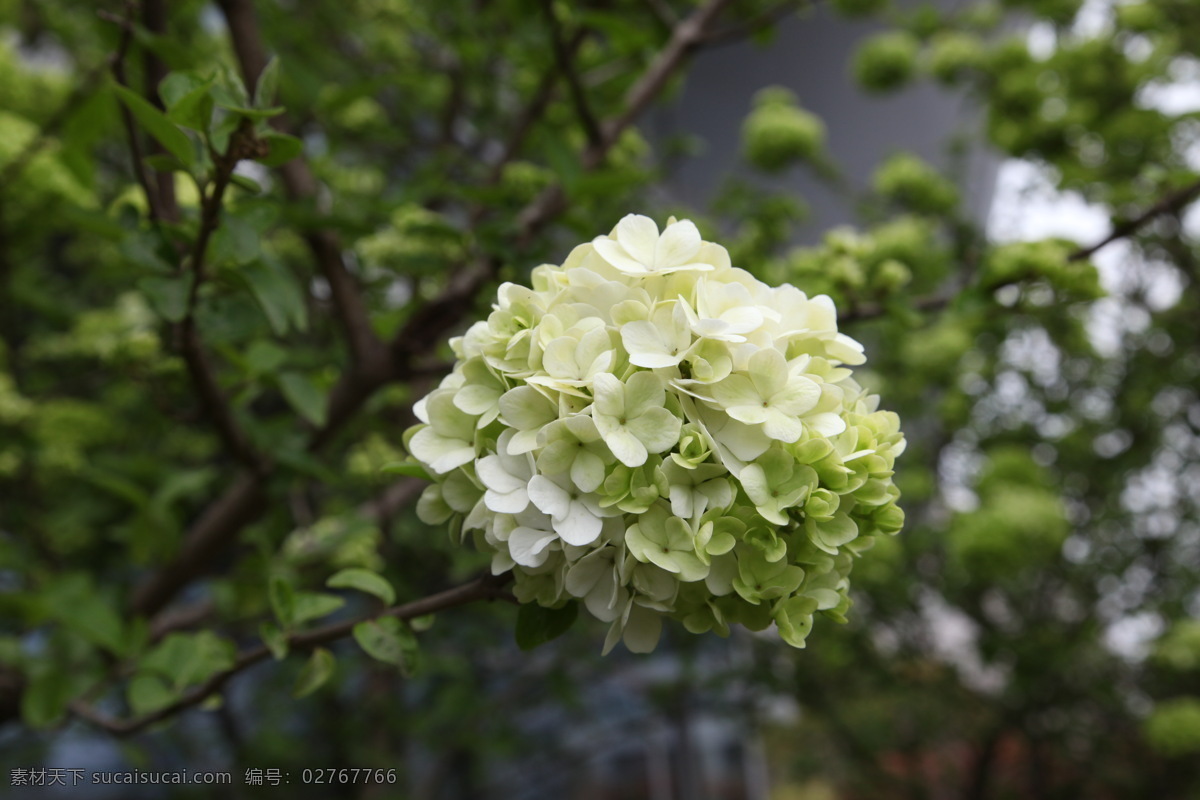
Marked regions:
[112,82,194,167]
[210,213,260,266]
[327,568,396,606]
[410,614,436,632]
[42,575,128,657]
[515,602,578,651]
[230,173,262,194]
[163,73,216,132]
[258,131,303,167]
[144,154,187,173]
[159,72,206,108]
[292,591,345,624]
[237,259,307,334]
[353,618,419,675]
[293,648,336,698]
[21,668,73,729]
[380,461,433,481]
[243,340,288,376]
[279,372,328,427]
[137,276,189,323]
[254,57,281,109]
[269,576,296,628]
[140,632,235,690]
[260,622,289,660]
[127,673,177,716]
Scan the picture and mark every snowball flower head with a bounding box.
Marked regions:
[406,214,905,653]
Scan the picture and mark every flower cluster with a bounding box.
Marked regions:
[406,214,905,653]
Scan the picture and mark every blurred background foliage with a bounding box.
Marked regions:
[0,0,1199,797]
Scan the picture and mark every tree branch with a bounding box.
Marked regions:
[130,0,740,622]
[215,0,387,371]
[696,0,805,48]
[102,2,167,224]
[1068,176,1200,263]
[597,0,735,155]
[486,30,588,186]
[542,0,602,150]
[141,0,179,222]
[79,574,514,736]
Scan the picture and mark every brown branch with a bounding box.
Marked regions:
[486,47,567,184]
[130,470,268,615]
[1068,176,1200,262]
[177,123,265,470]
[697,0,805,47]
[358,477,427,521]
[842,175,1200,325]
[130,0,739,624]
[542,0,602,150]
[596,0,734,155]
[103,2,167,224]
[78,575,514,736]
[215,0,386,372]
[141,0,179,222]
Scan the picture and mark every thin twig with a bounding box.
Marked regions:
[130,0,740,627]
[215,0,387,372]
[542,0,602,149]
[1068,176,1200,262]
[105,1,167,223]
[697,0,805,47]
[598,0,735,155]
[77,575,514,736]
[177,123,266,469]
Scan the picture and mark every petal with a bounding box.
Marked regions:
[771,375,821,416]
[555,502,603,546]
[527,474,570,518]
[615,214,659,266]
[476,454,523,493]
[747,348,788,399]
[509,527,558,567]
[622,603,663,653]
[565,550,611,598]
[626,408,681,455]
[485,487,529,514]
[498,386,556,430]
[710,374,762,410]
[591,372,625,418]
[806,411,847,437]
[571,449,606,493]
[409,428,474,474]
[762,410,805,443]
[454,384,500,416]
[592,238,649,274]
[621,321,675,366]
[624,371,665,419]
[603,427,648,468]
[654,219,701,268]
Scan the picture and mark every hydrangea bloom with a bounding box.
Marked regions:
[406,214,905,653]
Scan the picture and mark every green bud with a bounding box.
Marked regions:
[852,31,920,94]
[1144,699,1200,758]
[873,258,912,293]
[742,88,826,173]
[927,32,987,84]
[874,153,959,215]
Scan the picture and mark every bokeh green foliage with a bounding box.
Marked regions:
[0,0,1199,796]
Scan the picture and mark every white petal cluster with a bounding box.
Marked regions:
[406,214,905,653]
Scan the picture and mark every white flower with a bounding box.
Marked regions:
[592,214,714,275]
[527,472,605,547]
[405,213,905,655]
[591,372,682,468]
